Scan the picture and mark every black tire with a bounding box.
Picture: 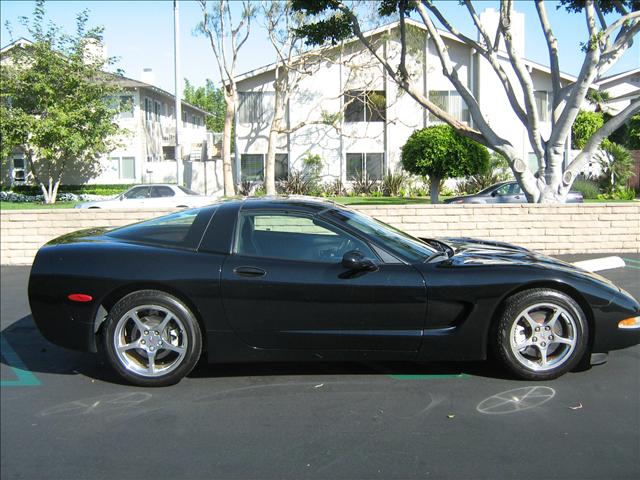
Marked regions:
[495,288,588,380]
[103,290,202,387]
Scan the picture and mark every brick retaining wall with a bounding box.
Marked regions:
[1,203,639,265]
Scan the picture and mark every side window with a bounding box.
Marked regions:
[510,184,523,195]
[236,211,377,263]
[151,186,176,198]
[124,186,150,199]
[495,184,510,196]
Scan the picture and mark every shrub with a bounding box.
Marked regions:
[455,153,513,195]
[351,176,379,195]
[571,177,600,200]
[280,170,315,195]
[323,178,346,196]
[381,170,407,196]
[597,186,636,200]
[237,180,255,196]
[10,184,134,196]
[596,141,635,192]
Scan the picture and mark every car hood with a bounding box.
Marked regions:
[423,236,620,291]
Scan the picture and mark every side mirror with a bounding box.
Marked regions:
[491,191,498,197]
[342,250,378,272]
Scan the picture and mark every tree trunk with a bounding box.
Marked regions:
[265,88,285,196]
[222,89,236,197]
[40,177,60,204]
[429,176,441,204]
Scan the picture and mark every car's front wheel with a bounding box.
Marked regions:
[103,290,202,387]
[495,289,588,380]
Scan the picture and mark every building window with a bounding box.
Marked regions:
[162,146,176,160]
[182,111,187,128]
[428,90,469,123]
[108,156,136,180]
[241,154,264,181]
[534,91,549,122]
[344,90,386,123]
[144,98,153,122]
[346,153,384,181]
[238,92,274,124]
[119,96,134,119]
[275,153,288,181]
[154,101,162,121]
[12,157,26,182]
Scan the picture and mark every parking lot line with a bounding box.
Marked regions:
[0,335,41,387]
[622,258,640,270]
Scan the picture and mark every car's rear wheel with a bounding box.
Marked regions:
[495,289,588,380]
[103,290,202,387]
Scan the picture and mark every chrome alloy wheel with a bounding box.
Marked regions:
[509,302,578,372]
[113,305,188,377]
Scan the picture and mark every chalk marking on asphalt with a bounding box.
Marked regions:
[0,335,41,387]
[476,386,555,415]
[621,258,640,270]
[572,256,626,272]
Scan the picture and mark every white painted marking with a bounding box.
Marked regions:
[572,256,626,272]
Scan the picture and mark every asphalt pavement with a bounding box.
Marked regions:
[1,253,639,480]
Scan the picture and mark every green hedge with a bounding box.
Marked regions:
[9,184,135,196]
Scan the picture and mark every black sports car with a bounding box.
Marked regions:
[29,198,639,386]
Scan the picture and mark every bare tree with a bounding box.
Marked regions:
[293,0,640,203]
[198,0,255,196]
[262,3,410,194]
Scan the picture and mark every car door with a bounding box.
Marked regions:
[121,186,151,207]
[503,183,525,203]
[150,185,177,207]
[220,209,427,352]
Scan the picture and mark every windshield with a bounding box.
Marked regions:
[325,208,436,262]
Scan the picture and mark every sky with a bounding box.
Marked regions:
[1,0,638,94]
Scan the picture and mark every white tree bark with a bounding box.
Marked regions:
[326,0,639,203]
[200,0,254,196]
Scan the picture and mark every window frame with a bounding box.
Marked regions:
[344,90,386,123]
[534,90,550,122]
[428,90,470,123]
[346,152,385,181]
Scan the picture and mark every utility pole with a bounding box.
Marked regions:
[173,0,183,185]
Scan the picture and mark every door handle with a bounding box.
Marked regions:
[233,266,266,277]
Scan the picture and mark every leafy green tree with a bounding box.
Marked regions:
[628,114,640,150]
[572,111,604,150]
[183,79,225,132]
[401,125,490,203]
[1,1,123,203]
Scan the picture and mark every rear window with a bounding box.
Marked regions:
[178,186,200,195]
[106,207,215,249]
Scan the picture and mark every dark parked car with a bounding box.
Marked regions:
[29,198,638,386]
[444,181,584,204]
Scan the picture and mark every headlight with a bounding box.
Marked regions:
[618,317,640,329]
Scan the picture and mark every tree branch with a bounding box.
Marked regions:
[565,97,640,182]
[500,1,546,171]
[534,1,561,113]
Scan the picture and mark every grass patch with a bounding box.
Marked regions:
[329,196,434,205]
[583,199,637,203]
[0,201,80,210]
